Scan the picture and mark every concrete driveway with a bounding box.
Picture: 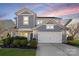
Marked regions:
[36,43,79,56]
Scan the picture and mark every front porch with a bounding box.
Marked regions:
[17,31,33,40]
[11,28,38,40]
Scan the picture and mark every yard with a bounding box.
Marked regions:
[64,40,79,48]
[0,36,38,56]
[0,48,36,56]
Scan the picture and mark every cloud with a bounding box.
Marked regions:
[0,3,79,18]
[38,4,79,17]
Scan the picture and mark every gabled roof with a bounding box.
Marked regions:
[15,8,36,15]
[33,19,59,29]
[0,20,16,29]
[64,19,72,27]
[46,20,57,24]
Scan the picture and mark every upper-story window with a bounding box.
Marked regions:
[37,20,42,25]
[23,16,29,25]
[46,24,54,29]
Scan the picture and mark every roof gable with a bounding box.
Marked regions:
[46,20,57,24]
[16,8,35,15]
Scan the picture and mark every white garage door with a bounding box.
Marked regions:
[38,32,62,43]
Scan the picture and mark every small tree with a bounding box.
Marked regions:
[67,23,79,40]
[2,33,13,47]
[7,33,11,38]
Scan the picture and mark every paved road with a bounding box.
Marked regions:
[36,43,79,56]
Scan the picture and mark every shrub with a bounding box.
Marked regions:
[65,40,79,46]
[19,39,28,47]
[2,33,13,47]
[12,40,20,47]
[7,33,11,38]
[67,36,73,40]
[30,38,38,48]
[2,37,13,47]
[2,36,28,48]
[13,36,27,40]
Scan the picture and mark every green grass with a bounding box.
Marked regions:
[65,40,79,44]
[0,48,36,56]
[0,40,3,45]
[64,40,79,48]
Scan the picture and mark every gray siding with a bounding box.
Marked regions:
[36,17,61,25]
[62,31,67,42]
[17,15,36,28]
[37,24,63,32]
[33,34,38,39]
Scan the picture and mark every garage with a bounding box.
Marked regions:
[38,32,62,43]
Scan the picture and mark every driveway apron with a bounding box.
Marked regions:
[36,43,79,56]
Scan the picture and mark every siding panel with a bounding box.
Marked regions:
[17,15,36,28]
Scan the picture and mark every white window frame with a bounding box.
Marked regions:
[46,24,54,29]
[23,16,29,25]
[37,20,42,25]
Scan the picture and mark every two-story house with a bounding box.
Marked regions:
[15,8,66,43]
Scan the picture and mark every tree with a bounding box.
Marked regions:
[67,23,79,40]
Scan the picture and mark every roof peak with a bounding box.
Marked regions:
[16,7,35,15]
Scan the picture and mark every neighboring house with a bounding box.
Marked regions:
[14,8,68,43]
[0,20,15,29]
[0,20,16,39]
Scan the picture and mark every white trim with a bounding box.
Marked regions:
[17,16,18,28]
[16,8,35,16]
[21,14,34,15]
[18,28,32,31]
[23,16,29,25]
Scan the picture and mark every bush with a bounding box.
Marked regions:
[2,34,14,46]
[13,36,28,47]
[2,37,13,47]
[64,40,79,46]
[12,40,20,47]
[13,36,27,40]
[2,36,29,48]
[7,33,11,38]
[30,38,38,48]
[67,36,73,40]
[19,39,28,47]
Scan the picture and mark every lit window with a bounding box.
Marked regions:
[37,20,42,25]
[47,25,50,29]
[23,16,29,25]
[46,24,54,29]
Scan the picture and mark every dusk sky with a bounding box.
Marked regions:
[0,3,79,21]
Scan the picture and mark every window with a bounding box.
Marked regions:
[23,16,29,25]
[46,24,54,29]
[37,20,42,25]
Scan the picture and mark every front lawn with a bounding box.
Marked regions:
[0,48,36,56]
[64,40,79,48]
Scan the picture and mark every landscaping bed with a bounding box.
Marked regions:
[0,36,38,56]
[1,36,38,49]
[64,40,79,48]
